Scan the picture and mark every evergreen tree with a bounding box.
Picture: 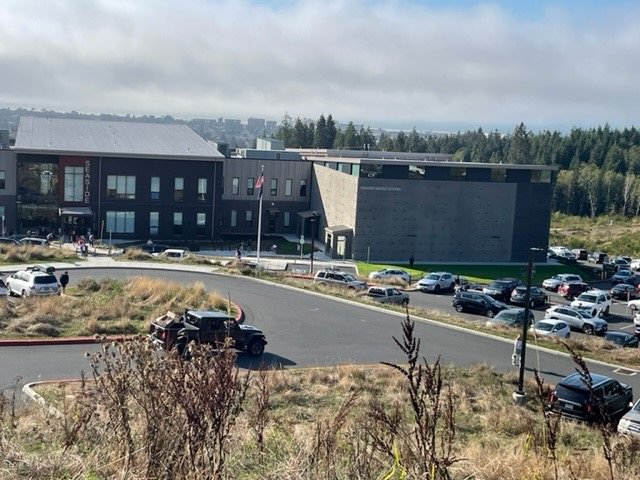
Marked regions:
[326,114,338,148]
[506,123,531,164]
[314,114,327,148]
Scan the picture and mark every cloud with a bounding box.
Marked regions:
[0,0,638,131]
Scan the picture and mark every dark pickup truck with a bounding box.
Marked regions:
[149,309,267,357]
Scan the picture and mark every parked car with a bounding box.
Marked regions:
[417,272,455,293]
[570,290,612,317]
[6,265,61,297]
[627,297,640,312]
[610,283,638,300]
[482,278,524,302]
[571,248,588,261]
[125,243,171,254]
[545,305,608,335]
[510,285,548,307]
[367,268,411,284]
[542,274,583,292]
[452,291,509,317]
[531,319,571,339]
[0,237,22,246]
[19,237,50,248]
[618,399,640,437]
[629,258,640,271]
[588,251,609,264]
[603,332,639,348]
[611,269,636,285]
[610,257,631,271]
[557,281,591,300]
[314,270,367,290]
[153,248,188,260]
[485,308,534,329]
[361,286,409,305]
[548,373,632,423]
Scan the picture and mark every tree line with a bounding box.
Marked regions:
[276,115,640,218]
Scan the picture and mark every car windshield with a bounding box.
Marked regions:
[535,322,554,332]
[33,275,57,285]
[496,311,518,321]
[574,309,594,319]
[605,334,624,345]
[514,287,526,293]
[566,276,580,281]
[555,384,589,403]
[426,274,441,280]
[576,293,598,303]
[343,274,358,282]
[478,294,495,303]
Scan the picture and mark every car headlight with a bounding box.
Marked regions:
[618,418,630,430]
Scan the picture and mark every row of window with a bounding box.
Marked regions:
[63,168,210,202]
[228,210,293,227]
[228,177,307,197]
[325,162,552,183]
[104,209,296,234]
[105,211,208,235]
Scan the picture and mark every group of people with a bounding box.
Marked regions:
[69,230,95,257]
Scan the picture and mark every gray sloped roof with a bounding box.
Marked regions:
[15,116,223,160]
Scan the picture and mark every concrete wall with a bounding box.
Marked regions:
[353,177,517,262]
[510,182,554,261]
[310,164,359,242]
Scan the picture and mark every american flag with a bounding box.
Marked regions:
[255,170,265,198]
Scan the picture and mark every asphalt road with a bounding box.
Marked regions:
[2,268,639,398]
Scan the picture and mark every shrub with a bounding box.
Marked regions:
[76,278,101,292]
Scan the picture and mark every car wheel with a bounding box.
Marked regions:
[248,339,265,357]
[454,304,464,313]
[485,309,495,318]
[583,325,594,335]
[631,305,639,312]
[6,283,12,296]
[434,285,441,294]
[565,332,570,339]
[172,338,189,358]
[21,290,27,298]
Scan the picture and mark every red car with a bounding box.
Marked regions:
[557,282,591,300]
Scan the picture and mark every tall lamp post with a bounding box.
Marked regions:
[309,211,319,275]
[513,246,545,405]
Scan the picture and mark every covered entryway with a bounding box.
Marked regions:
[324,225,353,260]
[58,207,94,239]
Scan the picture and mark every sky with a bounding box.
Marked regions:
[0,0,639,132]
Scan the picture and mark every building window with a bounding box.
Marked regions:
[285,179,292,196]
[198,178,207,201]
[0,170,5,190]
[531,170,551,183]
[231,177,239,195]
[107,175,136,199]
[196,213,206,235]
[245,210,253,226]
[247,177,254,195]
[149,212,159,236]
[64,166,83,201]
[173,212,183,235]
[270,178,278,196]
[230,210,237,227]
[360,164,383,178]
[174,177,184,201]
[300,179,307,197]
[106,211,135,233]
[284,211,291,227]
[150,177,160,200]
[491,168,506,182]
[450,167,466,180]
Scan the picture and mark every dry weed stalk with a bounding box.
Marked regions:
[247,364,271,460]
[380,312,459,479]
[533,369,561,480]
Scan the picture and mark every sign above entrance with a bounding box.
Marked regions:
[84,159,91,204]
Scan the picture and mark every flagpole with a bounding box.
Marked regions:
[256,165,264,265]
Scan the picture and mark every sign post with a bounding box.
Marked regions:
[299,235,305,260]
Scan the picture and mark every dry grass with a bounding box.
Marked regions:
[0,276,236,338]
[19,356,640,480]
[0,244,78,264]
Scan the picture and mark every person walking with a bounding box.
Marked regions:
[236,248,242,262]
[512,334,523,367]
[59,271,69,294]
[409,254,415,268]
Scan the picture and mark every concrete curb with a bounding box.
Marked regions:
[22,380,66,417]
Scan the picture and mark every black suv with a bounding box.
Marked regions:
[482,278,524,302]
[452,291,509,317]
[548,373,632,423]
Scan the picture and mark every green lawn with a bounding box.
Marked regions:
[356,261,600,285]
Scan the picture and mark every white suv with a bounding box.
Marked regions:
[418,272,456,293]
[6,266,61,297]
[314,270,367,290]
[570,290,612,318]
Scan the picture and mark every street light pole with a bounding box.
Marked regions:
[514,246,545,404]
[309,211,318,275]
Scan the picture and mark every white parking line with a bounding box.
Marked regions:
[620,324,636,331]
